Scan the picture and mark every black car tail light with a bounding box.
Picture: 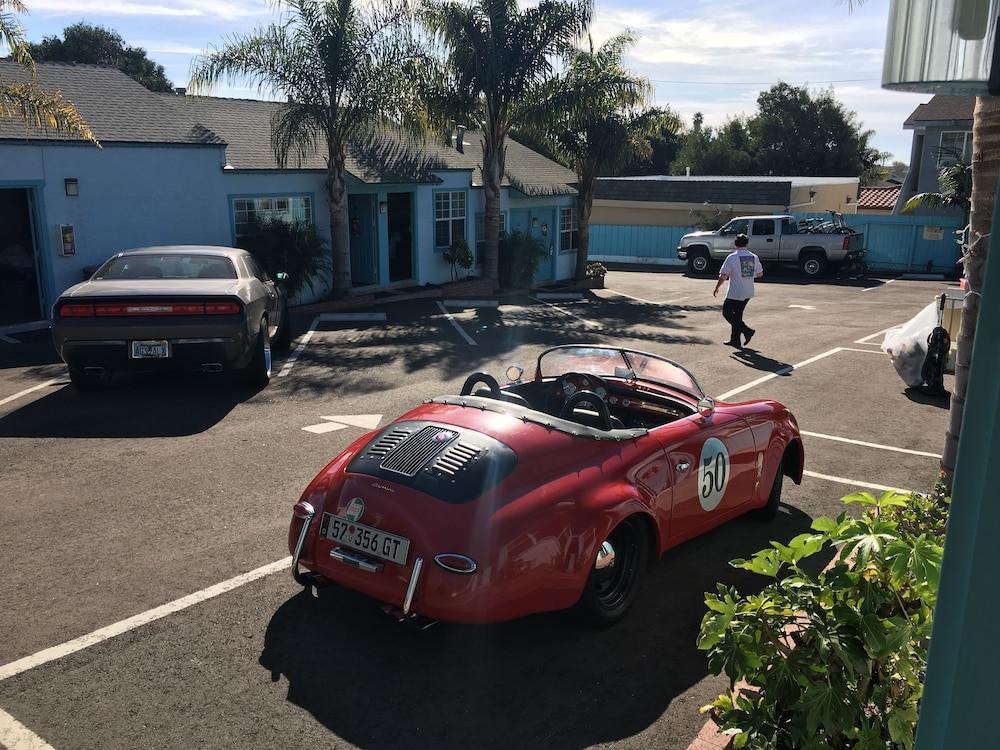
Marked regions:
[59,303,95,317]
[204,302,241,314]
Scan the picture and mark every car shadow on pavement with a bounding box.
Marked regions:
[729,348,793,375]
[259,503,830,750]
[0,374,263,438]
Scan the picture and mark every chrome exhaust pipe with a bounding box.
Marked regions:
[201,363,223,373]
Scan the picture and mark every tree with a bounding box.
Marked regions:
[902,148,972,224]
[539,32,679,280]
[0,1,95,142]
[622,115,683,176]
[422,0,592,286]
[29,22,173,93]
[671,117,756,176]
[190,0,423,299]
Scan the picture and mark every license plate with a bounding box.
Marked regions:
[130,340,170,359]
[320,513,410,566]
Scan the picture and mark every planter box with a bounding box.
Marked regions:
[578,276,605,289]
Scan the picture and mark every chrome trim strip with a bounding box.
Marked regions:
[291,505,315,585]
[403,557,424,615]
[433,553,478,575]
[330,547,384,573]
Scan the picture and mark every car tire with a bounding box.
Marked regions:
[68,366,110,392]
[273,301,292,351]
[576,516,649,627]
[241,319,272,387]
[800,253,828,278]
[687,249,712,276]
[749,464,784,521]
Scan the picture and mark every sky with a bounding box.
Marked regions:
[16,0,932,164]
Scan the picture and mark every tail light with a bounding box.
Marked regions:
[59,303,95,317]
[843,236,850,251]
[204,302,241,314]
[58,300,242,318]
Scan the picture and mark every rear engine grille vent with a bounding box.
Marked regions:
[380,426,457,476]
[365,428,415,459]
[430,442,482,478]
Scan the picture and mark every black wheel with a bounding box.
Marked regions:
[576,517,649,626]
[242,319,272,387]
[273,301,292,350]
[688,249,712,275]
[750,464,784,521]
[800,253,828,278]
[69,366,110,391]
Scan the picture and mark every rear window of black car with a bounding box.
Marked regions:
[95,255,237,280]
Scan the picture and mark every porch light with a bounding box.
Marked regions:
[531,217,539,229]
[64,178,79,197]
[882,0,1000,94]
[379,200,387,214]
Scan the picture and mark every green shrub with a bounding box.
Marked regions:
[499,230,548,289]
[443,237,474,281]
[238,217,331,300]
[698,488,949,750]
[586,261,608,279]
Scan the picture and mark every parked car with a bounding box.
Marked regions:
[51,246,291,390]
[286,345,804,626]
[677,212,865,277]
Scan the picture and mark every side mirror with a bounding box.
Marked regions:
[697,397,716,419]
[275,272,289,282]
[505,364,525,383]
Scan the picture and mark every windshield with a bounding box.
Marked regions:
[94,254,237,280]
[537,346,704,398]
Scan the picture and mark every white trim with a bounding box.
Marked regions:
[0,707,54,750]
[277,316,318,377]
[0,557,292,683]
[435,301,476,345]
[800,430,941,458]
[804,470,914,495]
[0,379,61,409]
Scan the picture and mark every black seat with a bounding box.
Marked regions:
[568,408,625,431]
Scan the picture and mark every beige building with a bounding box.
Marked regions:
[592,176,860,227]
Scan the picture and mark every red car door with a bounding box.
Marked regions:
[654,411,759,546]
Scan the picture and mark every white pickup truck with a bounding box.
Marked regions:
[677,213,865,278]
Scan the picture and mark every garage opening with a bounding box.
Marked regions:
[0,188,43,326]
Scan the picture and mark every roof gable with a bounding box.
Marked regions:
[904,95,976,128]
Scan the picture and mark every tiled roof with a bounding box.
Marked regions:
[0,60,576,194]
[904,95,976,127]
[858,185,901,210]
[595,178,791,206]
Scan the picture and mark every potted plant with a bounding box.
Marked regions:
[583,261,607,289]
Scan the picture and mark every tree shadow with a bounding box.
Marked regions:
[729,348,793,375]
[259,504,829,750]
[0,374,264,438]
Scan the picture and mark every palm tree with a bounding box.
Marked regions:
[902,148,972,224]
[422,0,592,286]
[0,0,95,142]
[190,0,423,298]
[539,32,680,280]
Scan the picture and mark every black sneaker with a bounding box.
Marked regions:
[744,329,755,346]
[725,339,741,347]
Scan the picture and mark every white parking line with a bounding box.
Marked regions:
[435,301,477,345]
[801,431,941,458]
[0,334,18,344]
[717,347,843,401]
[804,470,913,495]
[0,707,54,750]
[839,347,887,355]
[277,316,319,378]
[862,278,896,292]
[607,290,688,306]
[530,296,601,330]
[0,380,62,410]
[0,557,291,683]
[854,326,897,345]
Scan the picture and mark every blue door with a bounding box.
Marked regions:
[349,194,378,287]
[510,206,556,283]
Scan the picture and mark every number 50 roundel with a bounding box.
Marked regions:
[698,437,730,511]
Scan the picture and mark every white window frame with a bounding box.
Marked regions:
[938,131,972,167]
[233,195,313,239]
[559,206,579,253]
[434,191,467,250]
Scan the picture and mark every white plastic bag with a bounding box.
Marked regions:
[882,301,940,387]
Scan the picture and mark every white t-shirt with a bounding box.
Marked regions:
[720,249,763,301]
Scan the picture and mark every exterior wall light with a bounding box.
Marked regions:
[531,217,539,229]
[64,178,79,197]
[379,200,387,214]
[883,0,1000,94]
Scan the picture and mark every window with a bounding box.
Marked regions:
[475,212,506,256]
[233,195,312,239]
[720,219,749,236]
[245,256,270,283]
[751,219,775,236]
[781,218,799,235]
[434,191,466,249]
[560,207,579,252]
[939,131,972,167]
[95,254,237,280]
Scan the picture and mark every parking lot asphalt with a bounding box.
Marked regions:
[0,269,953,750]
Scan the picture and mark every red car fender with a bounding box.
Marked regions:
[720,400,803,507]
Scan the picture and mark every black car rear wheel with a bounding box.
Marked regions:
[273,301,292,350]
[241,319,272,387]
[749,463,784,521]
[577,517,649,626]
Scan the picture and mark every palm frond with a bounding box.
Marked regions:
[0,0,33,67]
[0,81,98,143]
[902,192,953,213]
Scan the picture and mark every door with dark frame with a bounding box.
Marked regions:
[387,192,413,283]
[0,188,43,326]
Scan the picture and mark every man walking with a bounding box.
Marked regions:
[714,233,763,347]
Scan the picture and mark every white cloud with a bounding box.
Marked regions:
[27,0,268,20]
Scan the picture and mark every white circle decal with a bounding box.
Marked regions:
[698,438,730,511]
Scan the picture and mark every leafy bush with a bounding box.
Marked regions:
[698,488,949,750]
[238,217,331,300]
[499,230,548,289]
[586,261,608,279]
[443,237,474,281]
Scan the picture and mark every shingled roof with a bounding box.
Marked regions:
[904,95,976,128]
[0,60,576,194]
[595,178,791,206]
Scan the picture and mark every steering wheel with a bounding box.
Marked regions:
[460,372,502,399]
[559,391,614,431]
[553,372,612,409]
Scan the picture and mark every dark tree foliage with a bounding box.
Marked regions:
[623,117,683,176]
[29,23,174,92]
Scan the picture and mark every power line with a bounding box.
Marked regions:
[648,77,881,85]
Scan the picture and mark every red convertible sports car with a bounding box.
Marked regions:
[287,345,803,626]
